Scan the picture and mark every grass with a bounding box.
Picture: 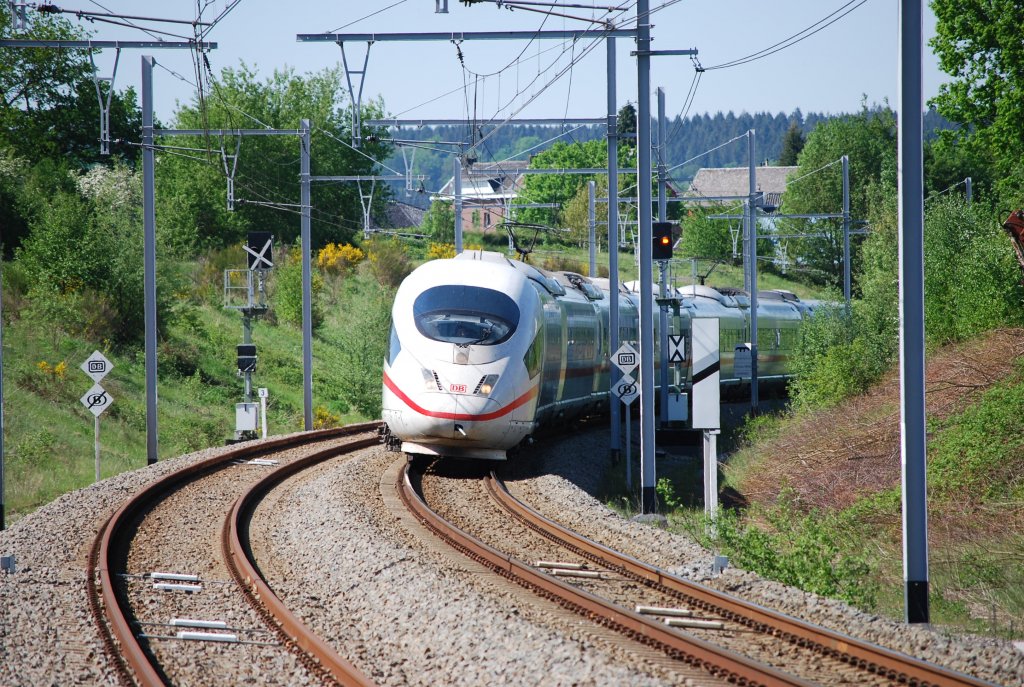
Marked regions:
[2,263,384,523]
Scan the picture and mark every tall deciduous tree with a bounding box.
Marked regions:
[931,0,1024,202]
[0,11,141,167]
[158,63,391,255]
[781,105,896,288]
[513,139,607,231]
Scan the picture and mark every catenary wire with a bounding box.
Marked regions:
[704,0,867,71]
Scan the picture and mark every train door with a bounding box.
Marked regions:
[538,301,564,411]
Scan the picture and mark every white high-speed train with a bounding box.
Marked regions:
[380,250,814,460]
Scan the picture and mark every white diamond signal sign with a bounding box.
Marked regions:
[610,377,640,406]
[81,384,113,417]
[81,350,113,383]
[612,342,639,376]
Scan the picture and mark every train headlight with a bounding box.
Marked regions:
[421,368,442,391]
[474,374,499,395]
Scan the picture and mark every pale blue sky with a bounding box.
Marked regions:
[79,1,946,125]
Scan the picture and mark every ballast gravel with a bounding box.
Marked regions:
[503,429,1024,687]
[3,426,1024,686]
[249,446,680,686]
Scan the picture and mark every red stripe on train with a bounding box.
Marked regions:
[383,371,538,421]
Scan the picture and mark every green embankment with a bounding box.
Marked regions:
[2,261,385,523]
[643,331,1024,638]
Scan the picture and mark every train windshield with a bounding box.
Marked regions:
[413,285,519,345]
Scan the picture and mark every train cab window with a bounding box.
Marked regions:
[523,334,542,379]
[413,285,520,345]
[387,324,401,365]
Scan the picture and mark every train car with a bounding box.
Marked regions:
[381,250,812,460]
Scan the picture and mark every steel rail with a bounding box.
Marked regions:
[224,430,381,687]
[486,473,997,687]
[398,462,809,687]
[88,424,380,687]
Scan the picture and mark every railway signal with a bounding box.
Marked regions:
[652,222,673,260]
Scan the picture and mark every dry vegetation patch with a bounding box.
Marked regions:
[734,328,1024,513]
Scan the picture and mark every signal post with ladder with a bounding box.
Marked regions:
[226,232,273,441]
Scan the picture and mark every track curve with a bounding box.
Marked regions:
[88,424,381,687]
[397,457,811,687]
[485,470,996,687]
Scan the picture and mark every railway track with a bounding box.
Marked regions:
[87,425,381,687]
[397,457,997,687]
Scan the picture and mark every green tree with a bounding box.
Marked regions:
[561,178,606,249]
[617,102,637,149]
[923,197,1024,342]
[14,163,175,346]
[782,105,897,288]
[931,0,1024,203]
[157,63,392,255]
[0,12,141,168]
[778,121,805,166]
[514,139,606,230]
[422,199,454,243]
[678,206,733,261]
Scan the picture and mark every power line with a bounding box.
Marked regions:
[324,0,411,34]
[704,0,867,71]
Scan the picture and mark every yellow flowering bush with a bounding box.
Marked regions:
[317,243,365,274]
[312,405,341,429]
[35,360,68,383]
[426,243,456,260]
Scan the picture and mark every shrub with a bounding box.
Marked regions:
[924,197,1024,343]
[271,247,324,330]
[364,237,412,289]
[317,243,365,274]
[14,164,175,347]
[334,282,393,417]
[193,244,248,305]
[541,254,586,273]
[688,496,878,609]
[426,242,456,260]
[313,405,342,429]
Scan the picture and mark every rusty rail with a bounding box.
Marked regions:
[486,472,997,687]
[88,424,381,687]
[398,461,810,687]
[224,431,380,687]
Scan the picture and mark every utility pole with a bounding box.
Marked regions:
[454,156,464,253]
[747,130,760,413]
[142,55,158,463]
[588,180,597,277]
[843,154,852,306]
[636,0,656,513]
[0,259,5,530]
[965,176,972,204]
[898,0,929,625]
[607,36,622,464]
[300,119,314,430]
